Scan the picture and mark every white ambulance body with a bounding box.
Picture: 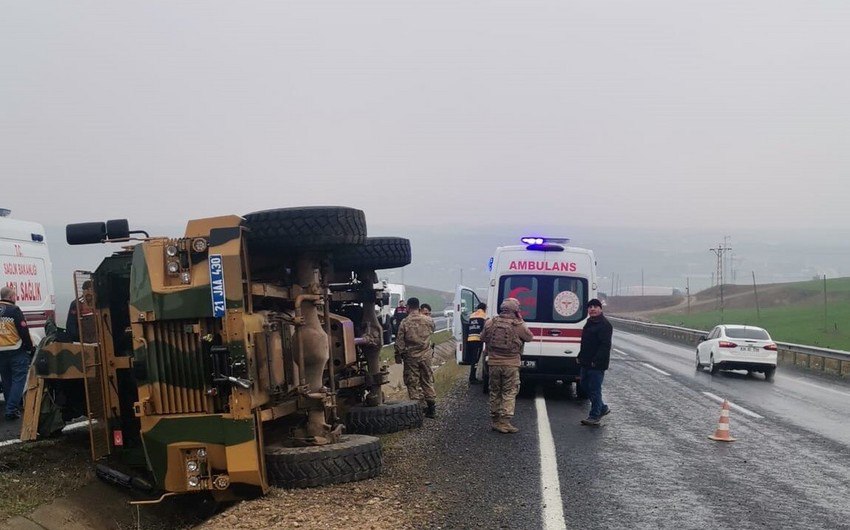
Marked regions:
[0,209,56,344]
[454,237,597,386]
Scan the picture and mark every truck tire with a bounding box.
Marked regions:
[344,401,423,435]
[333,237,412,270]
[242,206,367,251]
[265,434,382,489]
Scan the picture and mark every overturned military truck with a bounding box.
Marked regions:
[20,207,418,503]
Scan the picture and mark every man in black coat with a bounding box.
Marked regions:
[577,298,613,426]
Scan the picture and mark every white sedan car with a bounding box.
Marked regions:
[696,325,778,380]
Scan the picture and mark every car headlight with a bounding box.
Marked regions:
[165,244,179,257]
[166,261,180,275]
[188,476,200,488]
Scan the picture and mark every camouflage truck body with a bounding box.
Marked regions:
[23,210,386,500]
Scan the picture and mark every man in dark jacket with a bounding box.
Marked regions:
[577,298,613,426]
[0,286,34,420]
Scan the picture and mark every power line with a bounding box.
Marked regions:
[710,241,732,321]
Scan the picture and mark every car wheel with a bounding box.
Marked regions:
[575,380,588,400]
[764,366,776,381]
[709,354,719,375]
[695,352,702,371]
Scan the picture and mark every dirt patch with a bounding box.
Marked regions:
[0,429,92,521]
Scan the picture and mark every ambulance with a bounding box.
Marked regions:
[0,209,56,344]
[454,237,597,393]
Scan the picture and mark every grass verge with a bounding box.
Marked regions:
[655,302,850,350]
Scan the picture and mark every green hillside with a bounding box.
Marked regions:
[405,285,453,313]
[654,277,850,350]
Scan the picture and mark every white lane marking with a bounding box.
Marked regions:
[641,363,670,376]
[702,392,764,419]
[0,438,21,447]
[613,348,630,357]
[535,389,567,530]
[789,378,850,399]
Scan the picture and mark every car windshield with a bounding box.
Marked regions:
[725,327,770,340]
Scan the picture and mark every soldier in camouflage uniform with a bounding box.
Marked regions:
[480,298,533,434]
[394,297,437,418]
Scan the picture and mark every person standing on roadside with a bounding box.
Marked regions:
[577,298,613,426]
[394,298,438,418]
[466,303,487,384]
[480,298,533,434]
[0,286,34,420]
[66,280,94,342]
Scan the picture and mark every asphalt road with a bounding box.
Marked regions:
[427,330,850,529]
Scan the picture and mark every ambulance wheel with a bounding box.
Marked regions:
[575,381,588,400]
[344,401,423,435]
[265,435,382,489]
[332,237,412,271]
[242,206,367,251]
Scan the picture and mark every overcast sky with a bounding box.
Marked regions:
[2,1,849,233]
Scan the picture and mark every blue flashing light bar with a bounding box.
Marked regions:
[521,236,570,245]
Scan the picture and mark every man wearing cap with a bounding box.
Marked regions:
[577,298,613,426]
[394,297,438,418]
[480,298,533,434]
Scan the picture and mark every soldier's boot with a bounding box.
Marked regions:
[491,416,509,433]
[501,418,519,434]
[425,400,436,419]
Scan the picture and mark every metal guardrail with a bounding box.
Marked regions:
[609,315,850,378]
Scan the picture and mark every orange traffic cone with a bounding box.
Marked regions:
[708,400,736,442]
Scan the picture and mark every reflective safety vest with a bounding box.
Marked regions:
[0,301,24,351]
[468,309,487,342]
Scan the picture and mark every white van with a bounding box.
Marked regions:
[454,237,597,391]
[0,209,56,345]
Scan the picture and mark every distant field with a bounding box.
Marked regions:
[405,285,453,314]
[654,278,850,350]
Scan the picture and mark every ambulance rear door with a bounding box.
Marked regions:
[452,285,482,365]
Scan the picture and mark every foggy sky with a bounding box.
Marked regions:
[2,1,850,233]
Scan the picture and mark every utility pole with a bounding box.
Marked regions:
[752,271,760,321]
[641,268,645,297]
[459,268,463,286]
[710,241,732,321]
[611,275,615,297]
[686,277,691,316]
[824,274,828,332]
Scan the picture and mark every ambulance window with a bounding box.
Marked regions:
[552,278,586,322]
[500,276,538,320]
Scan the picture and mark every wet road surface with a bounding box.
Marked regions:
[430,330,850,529]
